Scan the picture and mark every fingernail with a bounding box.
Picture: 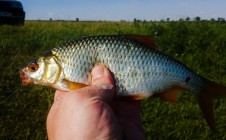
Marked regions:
[92,65,105,81]
[100,84,113,90]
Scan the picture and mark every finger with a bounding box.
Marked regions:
[110,100,145,140]
[89,64,116,102]
[53,90,67,102]
[91,64,114,86]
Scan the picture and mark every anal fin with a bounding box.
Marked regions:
[158,86,184,104]
[116,94,147,100]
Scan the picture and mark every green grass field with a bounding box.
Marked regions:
[1,20,226,139]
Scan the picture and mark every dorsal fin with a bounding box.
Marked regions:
[124,34,158,50]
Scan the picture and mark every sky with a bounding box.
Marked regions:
[20,0,226,21]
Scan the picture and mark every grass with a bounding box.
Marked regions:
[0,20,226,139]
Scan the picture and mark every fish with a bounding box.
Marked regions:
[20,34,226,131]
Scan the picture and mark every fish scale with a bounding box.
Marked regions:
[50,35,203,97]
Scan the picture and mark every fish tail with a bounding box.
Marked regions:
[197,78,226,131]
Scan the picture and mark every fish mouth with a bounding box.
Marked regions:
[19,69,33,85]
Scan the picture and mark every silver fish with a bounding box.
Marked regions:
[20,35,226,131]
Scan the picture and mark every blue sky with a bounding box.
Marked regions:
[20,0,226,21]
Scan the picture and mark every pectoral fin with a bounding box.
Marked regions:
[62,79,88,90]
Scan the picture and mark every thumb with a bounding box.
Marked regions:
[90,64,115,100]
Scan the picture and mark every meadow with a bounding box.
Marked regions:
[0,20,226,139]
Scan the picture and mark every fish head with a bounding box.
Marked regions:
[20,56,62,86]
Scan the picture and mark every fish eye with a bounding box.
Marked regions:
[28,62,39,72]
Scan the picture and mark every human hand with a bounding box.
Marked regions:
[46,65,145,140]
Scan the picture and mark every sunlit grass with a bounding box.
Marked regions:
[1,20,226,139]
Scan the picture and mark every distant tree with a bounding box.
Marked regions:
[133,18,137,22]
[143,20,147,23]
[186,17,190,21]
[49,18,52,21]
[167,18,170,21]
[179,18,184,21]
[133,18,142,22]
[76,18,79,22]
[194,16,201,21]
[211,18,215,21]
[217,17,225,22]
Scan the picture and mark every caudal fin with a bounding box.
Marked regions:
[197,78,226,131]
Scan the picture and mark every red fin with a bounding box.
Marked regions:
[116,94,146,100]
[62,80,87,90]
[197,78,226,131]
[158,86,184,104]
[125,35,158,50]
